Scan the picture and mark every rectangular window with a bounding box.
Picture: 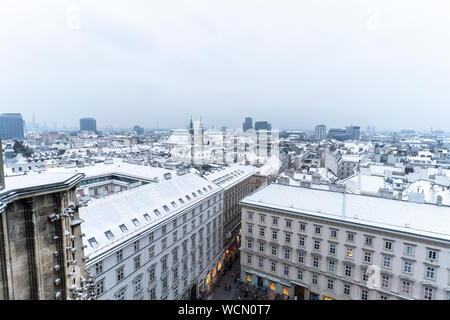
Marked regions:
[313,256,319,268]
[116,250,123,263]
[284,249,290,260]
[327,279,334,290]
[313,240,320,251]
[134,255,141,270]
[401,281,410,294]
[285,234,291,243]
[298,252,304,264]
[116,266,124,282]
[271,246,277,256]
[427,250,437,261]
[365,237,373,246]
[403,261,412,273]
[405,245,415,256]
[346,247,353,259]
[314,226,321,235]
[329,243,336,255]
[272,230,277,240]
[344,284,350,296]
[384,241,393,250]
[271,262,276,272]
[383,256,391,268]
[345,265,352,277]
[297,270,303,280]
[426,267,435,280]
[424,287,433,300]
[328,260,335,272]
[361,289,368,300]
[330,229,337,238]
[284,266,289,276]
[364,252,372,263]
[299,237,305,247]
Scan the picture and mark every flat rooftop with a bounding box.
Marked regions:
[240,183,450,242]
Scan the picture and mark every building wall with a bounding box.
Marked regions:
[88,191,225,300]
[222,177,252,247]
[239,205,450,300]
[0,187,88,300]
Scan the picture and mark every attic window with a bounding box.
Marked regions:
[179,198,185,204]
[198,189,203,195]
[154,209,161,216]
[105,230,115,240]
[88,237,98,248]
[208,185,212,190]
[171,201,177,208]
[143,214,151,221]
[132,218,140,226]
[119,224,128,233]
[163,205,170,212]
[186,195,191,201]
[192,192,197,198]
[203,187,208,192]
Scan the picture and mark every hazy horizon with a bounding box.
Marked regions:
[1,1,450,131]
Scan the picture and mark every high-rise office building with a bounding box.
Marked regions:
[243,117,253,132]
[255,121,271,131]
[346,125,360,140]
[315,125,327,140]
[0,113,24,140]
[80,118,97,132]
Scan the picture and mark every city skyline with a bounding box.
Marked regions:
[1,1,450,131]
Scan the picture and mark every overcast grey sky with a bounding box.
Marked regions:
[1,0,449,131]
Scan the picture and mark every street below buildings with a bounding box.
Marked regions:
[205,252,285,300]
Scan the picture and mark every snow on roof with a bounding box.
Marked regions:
[80,173,221,258]
[404,180,450,206]
[42,161,175,182]
[203,164,257,189]
[240,183,450,242]
[1,173,83,197]
[343,174,386,195]
[258,155,282,176]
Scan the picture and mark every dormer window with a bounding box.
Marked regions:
[88,237,99,248]
[163,205,170,212]
[154,209,161,216]
[105,231,115,240]
[132,218,140,226]
[171,201,177,208]
[119,224,128,233]
[143,214,151,221]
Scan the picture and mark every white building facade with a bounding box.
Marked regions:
[239,183,450,300]
[81,173,225,300]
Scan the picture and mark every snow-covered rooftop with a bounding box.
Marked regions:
[240,183,450,242]
[202,164,257,189]
[80,173,221,258]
